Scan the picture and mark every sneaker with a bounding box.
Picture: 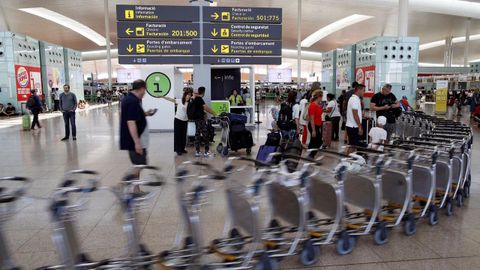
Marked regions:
[61,137,69,141]
[195,151,202,157]
[204,151,213,158]
[182,150,188,154]
[73,137,77,141]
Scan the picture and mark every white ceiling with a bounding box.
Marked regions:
[1,0,480,65]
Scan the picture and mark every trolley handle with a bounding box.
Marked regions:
[0,176,29,182]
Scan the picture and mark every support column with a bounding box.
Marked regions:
[444,36,453,67]
[104,0,112,90]
[464,18,471,67]
[192,0,211,103]
[397,0,409,37]
[297,0,302,86]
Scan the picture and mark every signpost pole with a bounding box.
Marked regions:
[192,0,212,103]
[104,0,112,90]
[297,0,302,88]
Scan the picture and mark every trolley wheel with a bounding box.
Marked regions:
[428,205,438,226]
[336,230,355,255]
[373,221,389,245]
[403,214,416,236]
[246,147,252,155]
[464,179,471,198]
[255,253,278,270]
[222,148,229,157]
[216,143,224,154]
[456,191,464,207]
[446,198,454,216]
[299,239,320,266]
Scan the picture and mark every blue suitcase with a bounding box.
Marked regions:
[256,145,278,163]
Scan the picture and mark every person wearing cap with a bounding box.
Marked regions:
[369,116,388,151]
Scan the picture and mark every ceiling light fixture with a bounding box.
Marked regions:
[19,7,109,46]
[420,34,480,51]
[301,14,373,48]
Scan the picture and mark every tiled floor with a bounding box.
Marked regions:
[0,103,479,269]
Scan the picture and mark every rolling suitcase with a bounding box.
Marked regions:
[322,121,332,148]
[282,137,303,172]
[22,114,31,130]
[265,131,281,147]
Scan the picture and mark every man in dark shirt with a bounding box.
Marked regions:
[120,79,156,165]
[28,89,43,129]
[59,84,78,141]
[191,86,216,157]
[370,83,400,140]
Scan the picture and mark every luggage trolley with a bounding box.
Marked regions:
[395,140,455,218]
[378,144,438,229]
[0,176,30,270]
[208,157,280,270]
[354,147,415,238]
[97,165,164,269]
[414,136,469,206]
[39,170,101,270]
[308,149,385,252]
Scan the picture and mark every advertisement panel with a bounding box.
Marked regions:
[355,65,375,97]
[15,65,42,102]
[435,80,448,114]
[47,66,65,90]
[336,67,351,90]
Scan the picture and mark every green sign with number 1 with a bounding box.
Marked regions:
[146,72,171,98]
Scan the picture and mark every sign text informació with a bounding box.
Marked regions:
[116,5,199,22]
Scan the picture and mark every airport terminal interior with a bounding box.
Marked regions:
[1,0,480,269]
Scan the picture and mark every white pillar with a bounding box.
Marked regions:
[398,0,409,37]
[444,36,453,67]
[297,0,302,86]
[464,18,471,67]
[104,0,112,90]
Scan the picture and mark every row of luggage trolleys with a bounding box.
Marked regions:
[0,115,473,270]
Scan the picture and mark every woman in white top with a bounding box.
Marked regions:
[160,88,193,155]
[324,93,341,141]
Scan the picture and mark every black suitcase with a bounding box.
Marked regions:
[229,129,253,152]
[280,137,303,172]
[265,131,281,147]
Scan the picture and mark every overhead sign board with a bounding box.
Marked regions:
[203,23,281,40]
[203,7,282,24]
[116,5,199,22]
[204,56,281,65]
[117,22,200,38]
[118,56,201,65]
[204,40,281,56]
[118,39,200,55]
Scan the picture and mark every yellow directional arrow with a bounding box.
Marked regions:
[211,44,218,54]
[126,44,134,53]
[211,12,219,20]
[125,28,134,36]
[211,28,218,37]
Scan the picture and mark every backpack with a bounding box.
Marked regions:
[26,96,36,110]
[277,102,294,130]
[187,100,196,120]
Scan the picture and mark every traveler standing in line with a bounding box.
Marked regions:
[298,91,311,147]
[369,83,400,141]
[277,91,299,140]
[307,90,324,158]
[325,93,341,141]
[160,87,193,156]
[59,84,78,141]
[190,87,217,157]
[52,88,60,111]
[120,79,157,166]
[346,84,366,151]
[27,89,42,129]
